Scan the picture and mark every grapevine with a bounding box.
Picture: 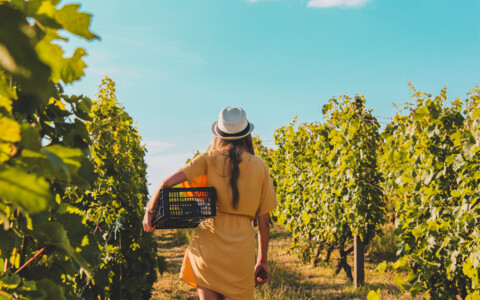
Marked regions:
[258,95,384,280]
[380,84,480,298]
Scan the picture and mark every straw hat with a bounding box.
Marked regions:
[211,107,254,140]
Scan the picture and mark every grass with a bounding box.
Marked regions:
[151,223,413,300]
[366,222,398,263]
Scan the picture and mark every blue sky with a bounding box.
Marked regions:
[63,0,480,193]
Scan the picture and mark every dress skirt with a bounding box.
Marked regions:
[180,211,256,300]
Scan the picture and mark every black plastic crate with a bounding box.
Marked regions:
[152,187,216,229]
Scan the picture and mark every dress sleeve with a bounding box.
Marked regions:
[256,162,278,217]
[179,152,208,187]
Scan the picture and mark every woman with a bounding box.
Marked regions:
[143,107,277,300]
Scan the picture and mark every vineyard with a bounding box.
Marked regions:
[254,86,480,299]
[1,0,480,299]
[0,1,162,299]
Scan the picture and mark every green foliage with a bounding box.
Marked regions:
[259,96,384,277]
[366,289,380,300]
[380,84,480,298]
[0,0,100,298]
[366,223,397,261]
[174,228,196,246]
[0,2,161,298]
[74,77,162,299]
[321,95,384,244]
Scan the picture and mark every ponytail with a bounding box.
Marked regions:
[211,135,255,210]
[228,144,241,210]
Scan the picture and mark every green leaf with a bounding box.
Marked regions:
[19,124,42,150]
[472,108,480,120]
[0,117,21,143]
[43,148,71,179]
[20,144,93,187]
[0,228,22,262]
[33,221,93,277]
[47,145,94,188]
[10,0,99,41]
[302,211,311,224]
[0,166,52,213]
[55,3,99,40]
[474,171,480,180]
[62,118,91,148]
[55,203,101,267]
[464,140,477,158]
[19,148,70,182]
[413,107,429,121]
[451,190,461,198]
[463,258,479,287]
[412,227,423,239]
[367,290,380,300]
[445,154,456,166]
[465,291,480,300]
[36,278,66,300]
[9,0,60,28]
[0,76,15,112]
[394,274,406,291]
[0,274,20,289]
[452,154,465,171]
[376,261,387,273]
[410,281,423,298]
[0,5,52,100]
[423,169,434,185]
[35,29,88,84]
[406,271,417,282]
[75,97,93,121]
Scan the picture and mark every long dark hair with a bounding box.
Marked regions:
[211,134,255,210]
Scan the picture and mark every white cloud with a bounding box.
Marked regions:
[308,0,371,8]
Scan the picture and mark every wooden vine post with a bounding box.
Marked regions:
[354,95,365,288]
[354,234,364,288]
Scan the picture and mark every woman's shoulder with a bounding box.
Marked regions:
[206,149,229,157]
[205,149,267,168]
[243,152,268,169]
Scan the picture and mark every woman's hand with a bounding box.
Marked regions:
[254,261,270,286]
[143,210,155,232]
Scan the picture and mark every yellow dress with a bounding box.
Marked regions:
[179,149,277,300]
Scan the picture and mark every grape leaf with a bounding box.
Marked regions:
[0,166,52,213]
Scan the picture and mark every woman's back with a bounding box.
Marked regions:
[181,149,276,218]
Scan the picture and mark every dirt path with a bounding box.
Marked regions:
[151,224,403,300]
[151,230,197,299]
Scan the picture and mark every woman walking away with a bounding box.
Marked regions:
[143,107,277,300]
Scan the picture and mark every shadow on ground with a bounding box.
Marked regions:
[257,257,400,300]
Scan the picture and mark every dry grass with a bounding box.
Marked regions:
[151,223,411,300]
[151,230,197,300]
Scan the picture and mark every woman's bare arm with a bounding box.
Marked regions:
[255,213,271,285]
[146,170,187,211]
[143,170,187,232]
